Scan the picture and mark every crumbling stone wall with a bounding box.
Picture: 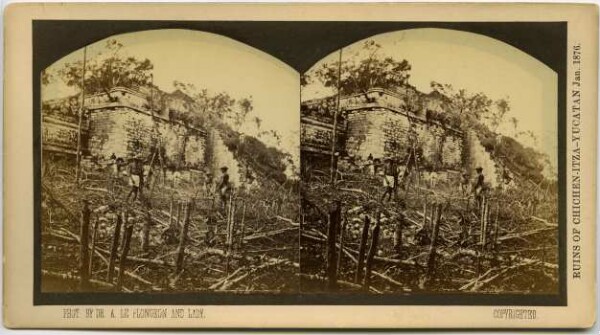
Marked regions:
[88,107,206,167]
[345,108,407,159]
[300,117,346,154]
[344,108,463,170]
[441,134,462,169]
[302,87,464,172]
[41,116,89,155]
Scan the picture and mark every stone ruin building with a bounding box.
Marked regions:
[42,87,253,187]
[301,86,502,187]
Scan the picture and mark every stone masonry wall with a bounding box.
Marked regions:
[300,117,346,154]
[344,108,463,170]
[42,116,89,155]
[88,107,206,167]
[346,109,403,159]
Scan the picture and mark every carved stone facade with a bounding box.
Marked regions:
[42,87,208,169]
[300,117,346,154]
[301,88,464,172]
[42,87,264,188]
[42,116,89,155]
[87,107,206,167]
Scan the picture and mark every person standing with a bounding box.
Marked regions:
[366,153,375,175]
[204,171,214,196]
[245,172,258,191]
[126,155,144,202]
[381,157,396,202]
[107,153,121,193]
[429,170,439,188]
[218,166,231,210]
[460,172,470,196]
[473,167,485,208]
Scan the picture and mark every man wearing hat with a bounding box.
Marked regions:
[218,166,231,209]
[473,167,485,208]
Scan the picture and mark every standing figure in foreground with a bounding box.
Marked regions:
[473,167,485,209]
[218,166,232,210]
[460,172,470,196]
[204,171,214,197]
[126,155,144,202]
[381,157,397,202]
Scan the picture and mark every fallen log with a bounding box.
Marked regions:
[243,247,297,254]
[530,216,558,227]
[497,227,555,242]
[188,246,299,269]
[446,248,558,270]
[299,274,379,293]
[45,230,153,286]
[209,267,245,290]
[149,215,170,228]
[219,272,250,291]
[118,255,175,268]
[275,215,300,227]
[301,231,417,267]
[216,258,289,291]
[92,205,111,214]
[371,269,408,290]
[302,230,413,290]
[243,227,298,242]
[41,269,131,292]
[469,259,543,292]
[85,187,110,193]
[55,226,170,268]
[459,269,493,291]
[51,227,156,285]
[339,187,368,195]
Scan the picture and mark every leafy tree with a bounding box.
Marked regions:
[253,116,262,131]
[430,81,493,122]
[300,73,311,87]
[520,130,538,147]
[509,117,519,132]
[269,130,282,146]
[210,92,237,119]
[58,39,154,100]
[41,69,53,86]
[170,81,241,128]
[495,135,546,183]
[313,40,412,96]
[401,87,422,114]
[488,98,510,132]
[233,97,254,130]
[221,131,289,184]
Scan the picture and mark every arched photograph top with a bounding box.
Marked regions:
[300,28,559,296]
[40,29,300,294]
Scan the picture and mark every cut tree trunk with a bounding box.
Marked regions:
[355,215,371,283]
[327,201,341,291]
[79,201,91,290]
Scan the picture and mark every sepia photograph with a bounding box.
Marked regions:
[3,2,597,328]
[300,28,559,294]
[40,29,300,293]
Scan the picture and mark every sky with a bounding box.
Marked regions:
[42,29,300,162]
[302,28,558,175]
